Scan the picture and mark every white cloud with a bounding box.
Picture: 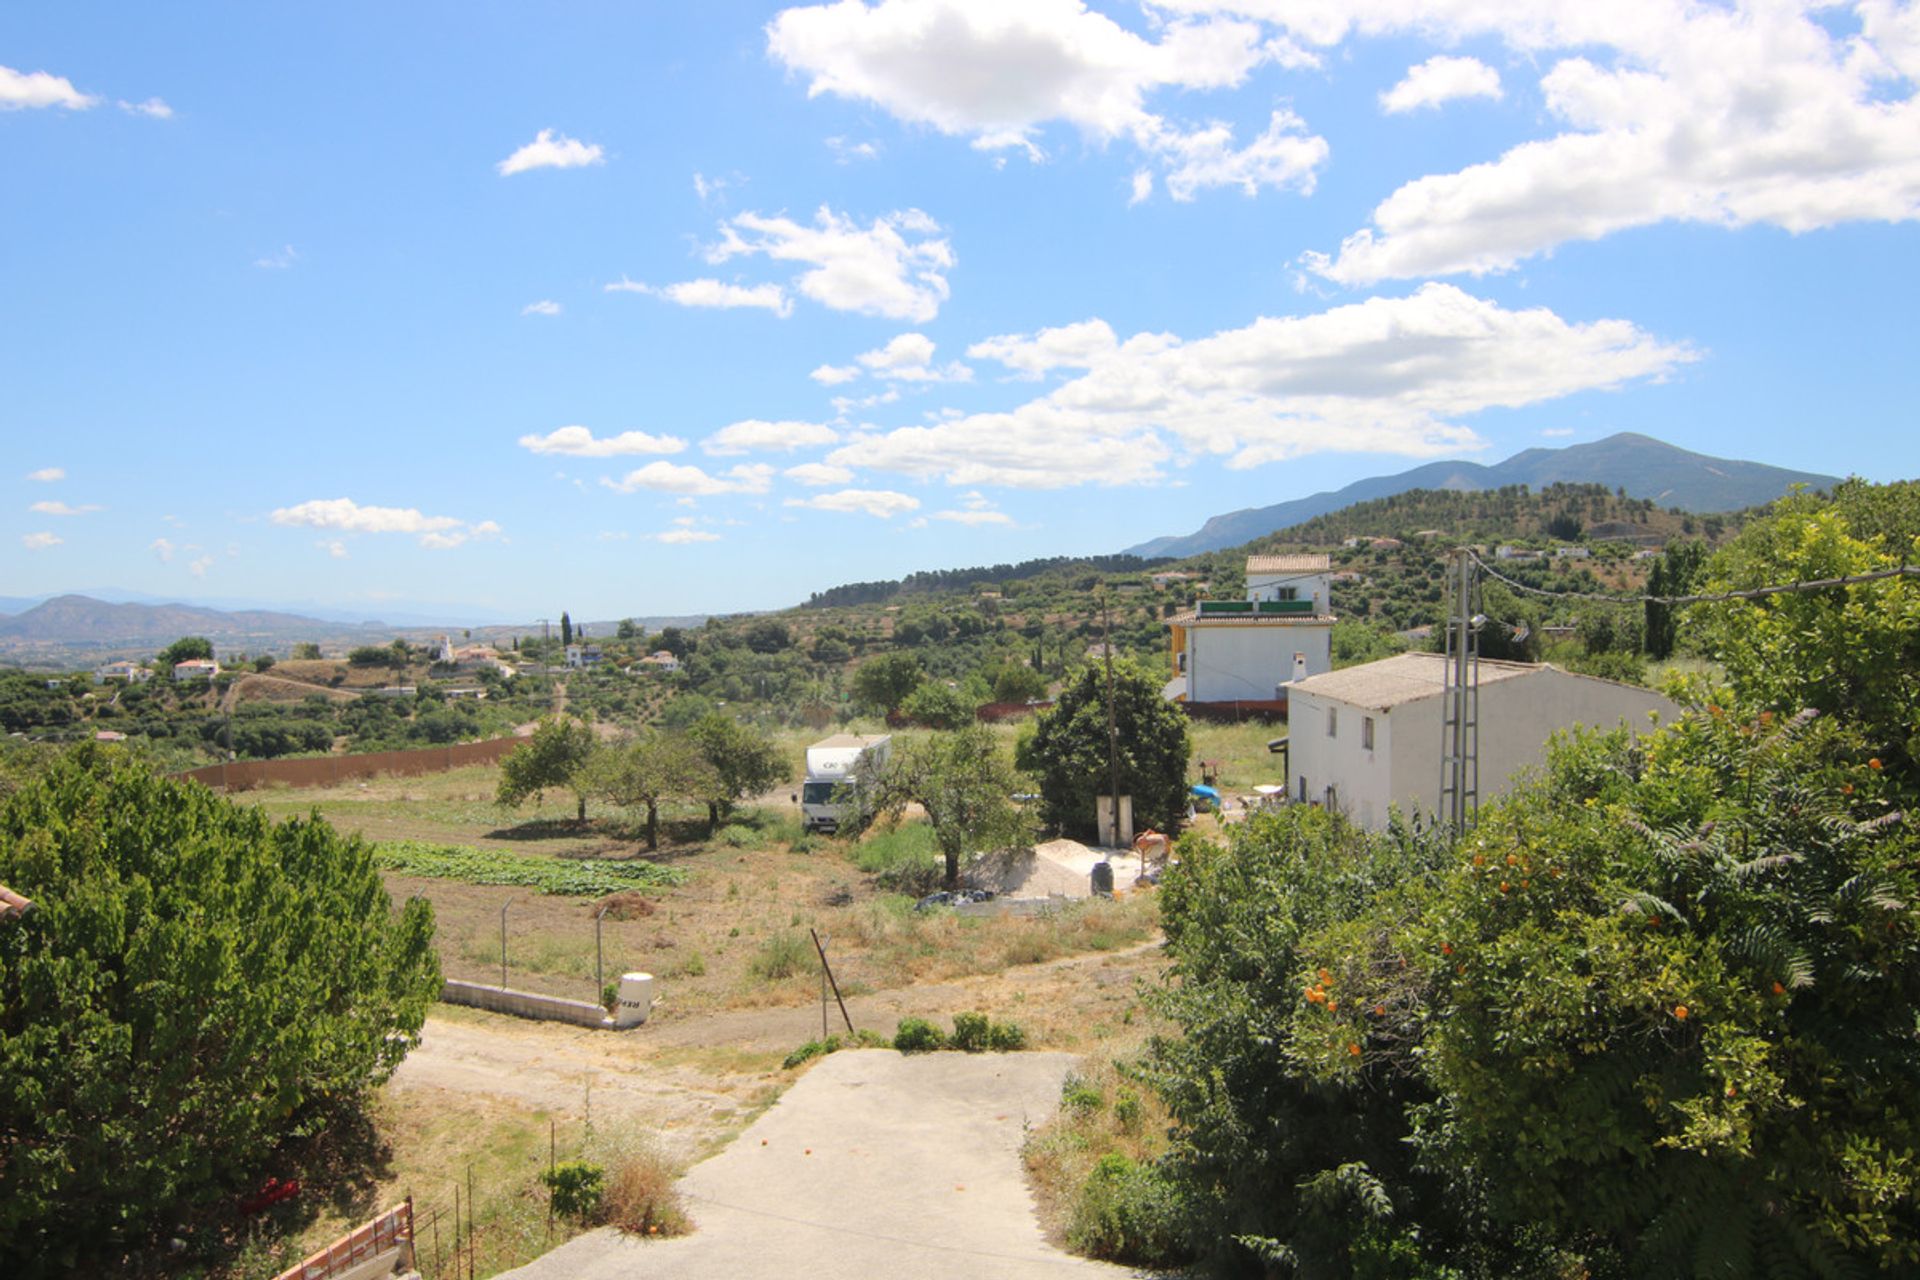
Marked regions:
[853,332,972,383]
[834,284,1694,487]
[0,65,96,111]
[969,318,1120,379]
[270,497,500,549]
[932,508,1015,525]
[830,387,901,415]
[827,136,881,162]
[653,528,723,544]
[605,276,794,317]
[29,501,101,516]
[785,461,857,486]
[188,555,213,578]
[601,462,773,496]
[1270,0,1920,282]
[118,97,173,119]
[704,206,953,321]
[254,245,298,270]
[766,0,1327,201]
[518,425,687,457]
[811,363,862,384]
[319,539,349,559]
[26,467,65,482]
[497,128,605,177]
[1380,55,1502,114]
[1541,427,1576,437]
[150,537,176,562]
[784,488,922,518]
[703,419,842,455]
[522,299,563,316]
[21,531,62,550]
[1129,169,1154,205]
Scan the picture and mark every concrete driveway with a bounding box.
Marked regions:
[498,1049,1146,1279]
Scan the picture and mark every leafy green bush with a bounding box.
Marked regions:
[1061,1074,1105,1114]
[541,1159,606,1221]
[1066,1154,1189,1266]
[747,931,811,981]
[373,840,684,895]
[716,823,759,848]
[892,1016,946,1053]
[950,1010,992,1051]
[986,1019,1027,1051]
[0,745,441,1275]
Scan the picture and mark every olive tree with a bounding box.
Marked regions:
[866,725,1031,890]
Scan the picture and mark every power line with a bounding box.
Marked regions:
[1467,551,1920,609]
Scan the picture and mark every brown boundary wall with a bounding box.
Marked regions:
[174,735,522,792]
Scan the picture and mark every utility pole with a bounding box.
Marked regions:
[1439,549,1480,831]
[1101,588,1122,850]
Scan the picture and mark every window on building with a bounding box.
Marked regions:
[1327,708,1338,737]
[1277,586,1298,601]
[1362,716,1375,751]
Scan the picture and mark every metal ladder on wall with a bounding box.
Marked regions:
[1439,549,1480,831]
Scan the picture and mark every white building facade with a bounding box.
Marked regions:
[1166,555,1336,709]
[1287,652,1677,830]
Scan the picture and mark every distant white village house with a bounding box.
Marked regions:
[565,644,603,669]
[170,658,221,681]
[1165,555,1335,711]
[637,650,680,673]
[93,661,153,684]
[1286,652,1677,831]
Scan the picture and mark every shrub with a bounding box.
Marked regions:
[1066,1154,1189,1266]
[1062,1075,1105,1114]
[1112,1090,1142,1132]
[600,1143,689,1236]
[541,1159,606,1221]
[748,931,811,981]
[784,1036,841,1069]
[950,1011,992,1052]
[986,1019,1028,1051]
[716,823,758,848]
[893,1016,946,1053]
[677,951,706,978]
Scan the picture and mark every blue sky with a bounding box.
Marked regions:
[6,1,1919,622]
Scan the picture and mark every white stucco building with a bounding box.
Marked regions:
[1165,555,1336,711]
[1286,652,1677,830]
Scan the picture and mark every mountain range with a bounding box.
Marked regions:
[1124,433,1840,560]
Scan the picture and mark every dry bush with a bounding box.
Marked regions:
[601,1144,691,1237]
[594,890,656,920]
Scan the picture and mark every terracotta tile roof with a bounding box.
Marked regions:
[1246,554,1331,574]
[0,885,31,923]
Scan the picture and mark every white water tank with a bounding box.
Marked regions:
[614,972,655,1028]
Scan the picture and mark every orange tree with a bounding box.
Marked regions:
[1135,482,1920,1277]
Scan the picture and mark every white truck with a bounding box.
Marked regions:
[799,733,892,834]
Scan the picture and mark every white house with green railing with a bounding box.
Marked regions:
[1164,555,1335,711]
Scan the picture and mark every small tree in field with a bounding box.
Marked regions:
[0,744,440,1276]
[585,731,717,850]
[1018,658,1191,841]
[851,651,924,715]
[867,725,1032,890]
[496,716,598,821]
[686,714,787,832]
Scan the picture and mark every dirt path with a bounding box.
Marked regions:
[392,938,1163,1153]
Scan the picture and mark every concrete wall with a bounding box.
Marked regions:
[175,735,521,792]
[1295,667,1678,831]
[1186,622,1331,703]
[441,979,612,1028]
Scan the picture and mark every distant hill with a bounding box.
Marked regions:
[0,595,342,644]
[1124,433,1839,559]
